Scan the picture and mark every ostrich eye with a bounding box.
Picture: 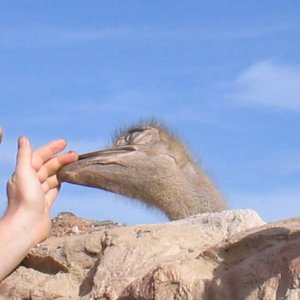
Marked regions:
[125,130,143,143]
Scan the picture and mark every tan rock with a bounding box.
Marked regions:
[2,210,300,299]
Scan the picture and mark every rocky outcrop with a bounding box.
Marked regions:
[0,210,300,299]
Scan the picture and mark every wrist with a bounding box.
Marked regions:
[3,207,50,247]
[0,207,50,281]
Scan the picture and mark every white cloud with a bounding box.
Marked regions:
[53,25,293,42]
[1,22,297,48]
[0,26,190,48]
[229,61,300,111]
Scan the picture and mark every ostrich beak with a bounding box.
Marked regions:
[78,146,136,160]
[57,146,138,190]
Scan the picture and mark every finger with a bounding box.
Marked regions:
[44,187,60,211]
[32,139,67,170]
[37,151,78,182]
[15,136,32,172]
[42,174,60,194]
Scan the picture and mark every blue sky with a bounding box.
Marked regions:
[1,1,300,224]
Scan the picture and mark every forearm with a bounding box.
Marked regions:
[0,210,38,281]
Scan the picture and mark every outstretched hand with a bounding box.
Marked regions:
[6,136,78,242]
[0,136,77,280]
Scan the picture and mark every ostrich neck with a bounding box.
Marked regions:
[142,163,227,220]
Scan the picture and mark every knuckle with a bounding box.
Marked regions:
[8,173,17,185]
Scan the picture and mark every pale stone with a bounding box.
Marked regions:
[1,210,299,299]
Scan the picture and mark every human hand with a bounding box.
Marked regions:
[5,136,78,244]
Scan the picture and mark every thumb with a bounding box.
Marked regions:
[15,136,32,171]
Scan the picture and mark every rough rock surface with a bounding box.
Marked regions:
[0,209,300,299]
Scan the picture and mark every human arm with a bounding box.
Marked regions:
[0,136,77,280]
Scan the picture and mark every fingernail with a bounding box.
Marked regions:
[18,136,28,146]
[68,151,78,156]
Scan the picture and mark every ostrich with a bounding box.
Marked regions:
[58,121,227,220]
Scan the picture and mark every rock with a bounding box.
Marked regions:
[1,209,299,299]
